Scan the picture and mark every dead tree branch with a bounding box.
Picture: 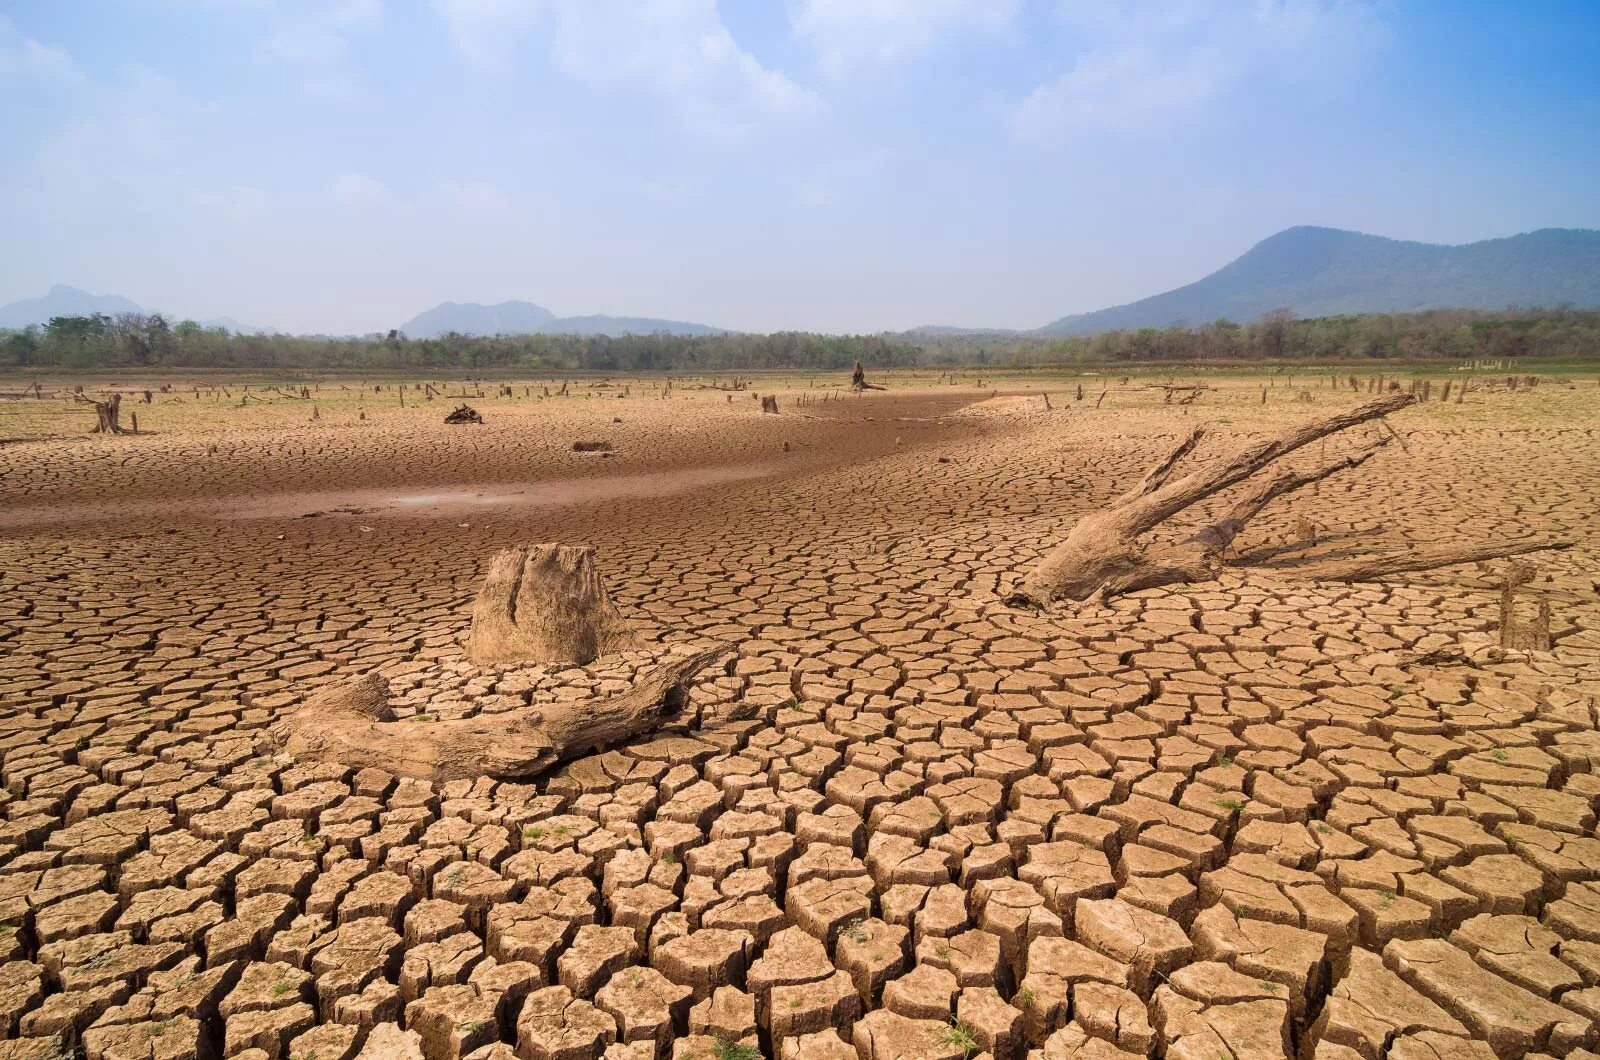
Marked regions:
[271,647,731,783]
[1008,394,1417,608]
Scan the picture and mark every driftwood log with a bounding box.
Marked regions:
[272,647,730,782]
[1008,393,1572,609]
[469,544,639,666]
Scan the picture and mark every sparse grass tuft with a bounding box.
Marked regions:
[937,1021,980,1057]
[713,1039,760,1060]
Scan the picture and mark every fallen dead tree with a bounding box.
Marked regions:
[444,404,483,424]
[1007,393,1572,609]
[271,646,730,782]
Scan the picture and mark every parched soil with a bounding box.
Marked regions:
[1,374,1598,1060]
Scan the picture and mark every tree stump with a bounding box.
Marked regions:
[1498,560,1554,651]
[77,393,130,434]
[850,361,886,391]
[468,545,640,666]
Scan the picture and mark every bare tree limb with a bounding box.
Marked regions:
[1294,539,1572,582]
[1119,427,1205,503]
[271,646,731,783]
[1008,394,1415,608]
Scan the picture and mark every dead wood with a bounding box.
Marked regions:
[1095,438,1393,599]
[1498,560,1552,650]
[76,392,131,434]
[1007,394,1421,609]
[272,646,731,782]
[851,361,887,391]
[444,404,483,424]
[469,544,639,666]
[1296,539,1572,583]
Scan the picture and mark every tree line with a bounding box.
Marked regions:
[0,314,922,372]
[3,306,1597,371]
[1013,307,1600,365]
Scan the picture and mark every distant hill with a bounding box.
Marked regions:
[0,284,143,329]
[0,285,271,333]
[1037,227,1600,336]
[401,299,720,338]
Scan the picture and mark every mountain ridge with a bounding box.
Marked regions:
[398,299,721,338]
[1034,226,1600,336]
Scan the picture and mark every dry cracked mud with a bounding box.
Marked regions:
[1,372,1598,1060]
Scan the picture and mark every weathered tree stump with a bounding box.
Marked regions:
[76,393,130,434]
[271,646,731,782]
[468,544,639,666]
[851,361,886,391]
[444,404,483,424]
[1497,560,1555,650]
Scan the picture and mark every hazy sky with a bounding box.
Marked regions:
[3,1,1597,334]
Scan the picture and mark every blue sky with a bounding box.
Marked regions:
[2,1,1597,334]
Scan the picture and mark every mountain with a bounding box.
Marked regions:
[0,284,144,329]
[541,314,720,337]
[200,316,275,335]
[400,300,557,338]
[400,300,720,338]
[1038,227,1600,336]
[0,286,273,333]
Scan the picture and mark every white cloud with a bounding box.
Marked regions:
[194,184,271,222]
[432,0,820,137]
[1010,0,1385,146]
[0,15,84,87]
[263,0,382,67]
[788,0,1015,76]
[430,0,541,72]
[438,179,514,216]
[331,171,402,210]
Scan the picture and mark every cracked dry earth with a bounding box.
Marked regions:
[2,376,1599,1060]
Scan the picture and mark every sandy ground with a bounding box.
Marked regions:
[1,372,1598,1060]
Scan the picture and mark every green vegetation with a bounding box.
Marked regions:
[712,1039,761,1060]
[936,1021,980,1057]
[939,307,1600,365]
[0,313,920,371]
[5,306,1598,371]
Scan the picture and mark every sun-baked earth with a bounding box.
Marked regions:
[1,372,1598,1060]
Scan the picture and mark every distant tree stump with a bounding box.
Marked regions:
[76,393,130,434]
[851,361,886,391]
[469,544,640,666]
